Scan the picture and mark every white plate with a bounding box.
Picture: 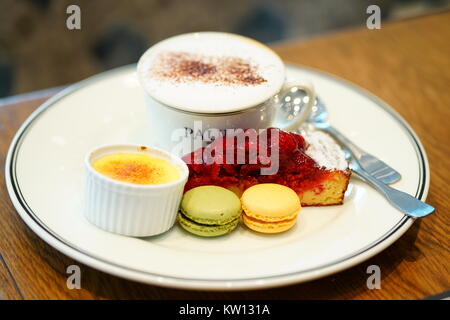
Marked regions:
[5,64,429,291]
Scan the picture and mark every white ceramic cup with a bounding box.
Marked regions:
[84,144,189,237]
[137,32,315,154]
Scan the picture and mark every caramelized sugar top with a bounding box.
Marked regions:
[92,153,180,185]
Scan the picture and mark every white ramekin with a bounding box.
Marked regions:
[84,144,189,237]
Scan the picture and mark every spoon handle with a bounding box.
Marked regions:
[316,123,402,184]
[351,162,434,218]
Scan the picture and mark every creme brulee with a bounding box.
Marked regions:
[92,153,180,185]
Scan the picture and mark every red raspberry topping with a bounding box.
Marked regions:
[182,128,330,195]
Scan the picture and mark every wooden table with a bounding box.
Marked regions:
[1,12,449,300]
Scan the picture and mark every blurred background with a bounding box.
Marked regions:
[0,0,448,97]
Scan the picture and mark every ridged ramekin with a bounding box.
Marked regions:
[83,144,189,237]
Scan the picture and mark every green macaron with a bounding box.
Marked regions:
[178,186,242,237]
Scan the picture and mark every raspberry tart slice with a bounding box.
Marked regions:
[182,128,351,206]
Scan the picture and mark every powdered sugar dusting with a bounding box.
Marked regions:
[304,131,348,170]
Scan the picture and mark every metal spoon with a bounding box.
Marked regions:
[282,89,433,217]
[348,155,434,218]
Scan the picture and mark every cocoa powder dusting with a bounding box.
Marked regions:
[150,52,266,86]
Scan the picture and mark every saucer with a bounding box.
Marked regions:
[5,64,429,290]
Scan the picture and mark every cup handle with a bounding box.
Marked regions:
[271,82,316,132]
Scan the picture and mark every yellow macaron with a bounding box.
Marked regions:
[241,184,301,233]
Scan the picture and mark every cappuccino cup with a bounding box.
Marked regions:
[137,32,315,154]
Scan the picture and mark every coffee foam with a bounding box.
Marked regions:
[137,32,285,113]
